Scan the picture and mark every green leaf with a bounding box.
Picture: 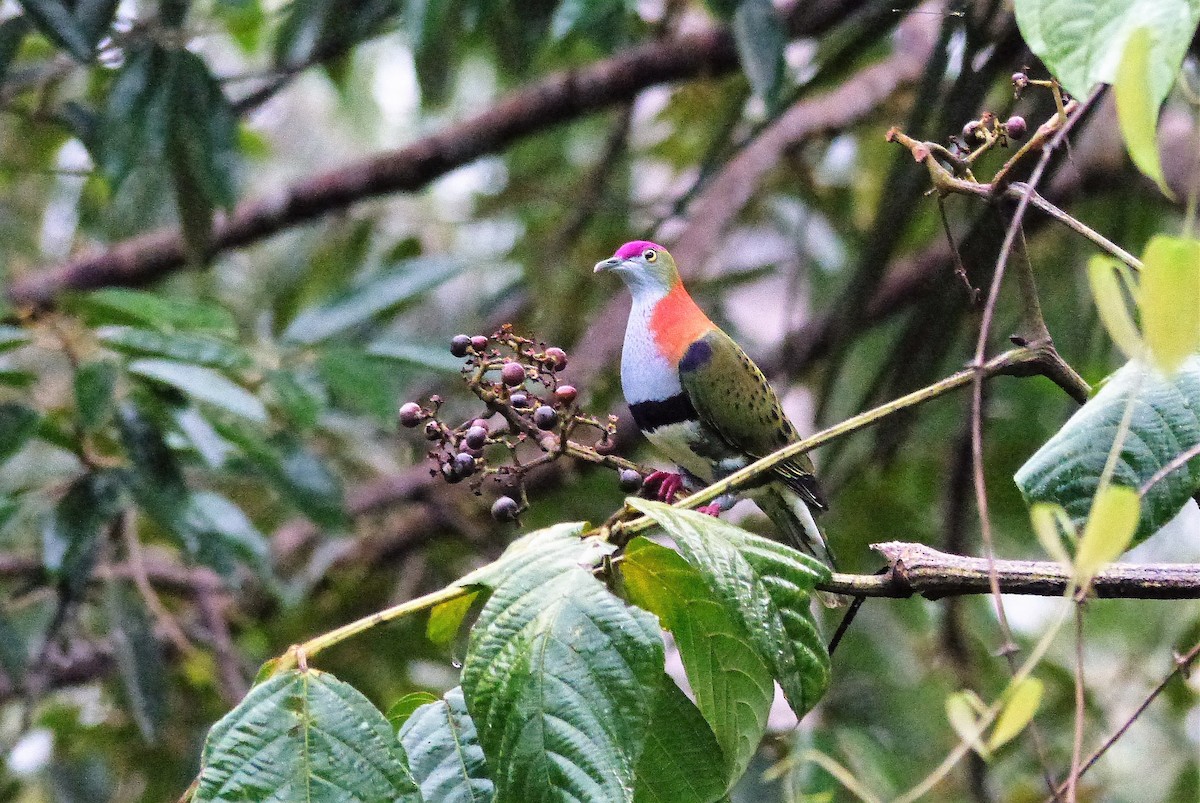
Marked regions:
[0,403,40,461]
[620,538,768,782]
[1076,484,1140,584]
[1015,359,1200,544]
[0,18,31,85]
[283,257,464,345]
[171,405,234,468]
[632,674,728,803]
[1088,255,1144,361]
[74,360,118,432]
[551,0,632,50]
[97,326,250,370]
[1014,0,1200,105]
[366,340,464,373]
[945,691,989,758]
[18,0,92,61]
[266,369,324,430]
[41,471,125,602]
[1029,502,1074,565]
[0,608,27,681]
[105,579,168,742]
[459,523,662,803]
[0,370,36,388]
[387,691,439,732]
[626,499,831,718]
[74,0,120,46]
[1115,27,1172,195]
[398,687,495,802]
[427,588,480,645]
[115,402,193,539]
[1139,236,1200,374]
[731,0,785,108]
[317,348,404,422]
[78,288,237,335]
[129,359,267,423]
[988,677,1044,751]
[0,324,31,354]
[219,424,347,530]
[183,491,273,581]
[195,668,420,802]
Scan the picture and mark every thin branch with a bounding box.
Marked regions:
[821,542,1200,599]
[1067,603,1086,803]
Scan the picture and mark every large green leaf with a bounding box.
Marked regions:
[106,579,168,742]
[41,471,125,602]
[98,326,250,370]
[283,257,464,345]
[1013,0,1200,104]
[74,360,118,432]
[620,537,767,783]
[78,288,237,335]
[399,686,495,803]
[129,359,267,423]
[18,0,92,61]
[626,500,831,718]
[632,674,728,803]
[459,523,663,803]
[195,668,420,802]
[1015,358,1200,543]
[551,0,633,51]
[0,402,40,461]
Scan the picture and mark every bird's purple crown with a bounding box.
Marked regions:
[614,240,665,260]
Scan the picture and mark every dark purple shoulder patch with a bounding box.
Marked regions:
[679,338,713,372]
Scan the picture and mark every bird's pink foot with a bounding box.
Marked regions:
[643,470,685,503]
[696,503,722,517]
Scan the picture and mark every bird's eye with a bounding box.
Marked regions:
[643,249,658,262]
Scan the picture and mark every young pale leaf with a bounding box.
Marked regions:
[129,359,267,423]
[1014,0,1200,106]
[1028,503,1074,566]
[0,403,40,461]
[632,674,728,803]
[1015,359,1200,544]
[987,677,1044,751]
[74,360,118,432]
[627,499,831,718]
[1087,256,1143,360]
[387,691,440,732]
[97,326,250,370]
[1075,485,1140,585]
[79,288,236,335]
[399,687,495,803]
[459,523,662,803]
[732,0,785,109]
[18,0,92,61]
[1115,27,1172,196]
[945,691,989,759]
[283,257,464,345]
[195,668,420,802]
[620,537,769,783]
[106,579,168,742]
[1139,236,1200,375]
[427,588,480,646]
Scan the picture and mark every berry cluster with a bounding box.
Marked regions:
[399,326,643,523]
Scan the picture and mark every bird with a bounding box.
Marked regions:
[595,240,833,565]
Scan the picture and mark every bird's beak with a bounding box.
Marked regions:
[594,257,621,273]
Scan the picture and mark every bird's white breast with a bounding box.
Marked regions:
[621,296,683,404]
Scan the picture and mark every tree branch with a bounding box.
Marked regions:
[823,542,1200,599]
[5,0,853,309]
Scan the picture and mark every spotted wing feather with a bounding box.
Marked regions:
[677,330,827,510]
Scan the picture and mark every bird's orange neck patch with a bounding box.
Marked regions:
[650,283,715,363]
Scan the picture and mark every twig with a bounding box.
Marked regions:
[1067,603,1086,803]
[1139,441,1200,496]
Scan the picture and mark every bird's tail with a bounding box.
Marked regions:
[756,485,843,607]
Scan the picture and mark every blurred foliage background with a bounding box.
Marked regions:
[0,0,1198,800]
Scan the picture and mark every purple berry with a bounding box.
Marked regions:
[510,392,529,409]
[595,438,615,455]
[450,335,471,358]
[465,425,488,450]
[471,335,489,351]
[441,462,462,484]
[619,469,642,493]
[398,402,422,428]
[554,385,577,405]
[491,495,520,522]
[534,405,557,430]
[1004,115,1027,139]
[544,347,568,371]
[501,361,526,387]
[424,421,441,441]
[453,452,476,478]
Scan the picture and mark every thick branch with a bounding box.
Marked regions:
[823,542,1200,599]
[6,0,852,308]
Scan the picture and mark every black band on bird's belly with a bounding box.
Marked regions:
[629,393,697,432]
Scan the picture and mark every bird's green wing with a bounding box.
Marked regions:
[678,329,827,510]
